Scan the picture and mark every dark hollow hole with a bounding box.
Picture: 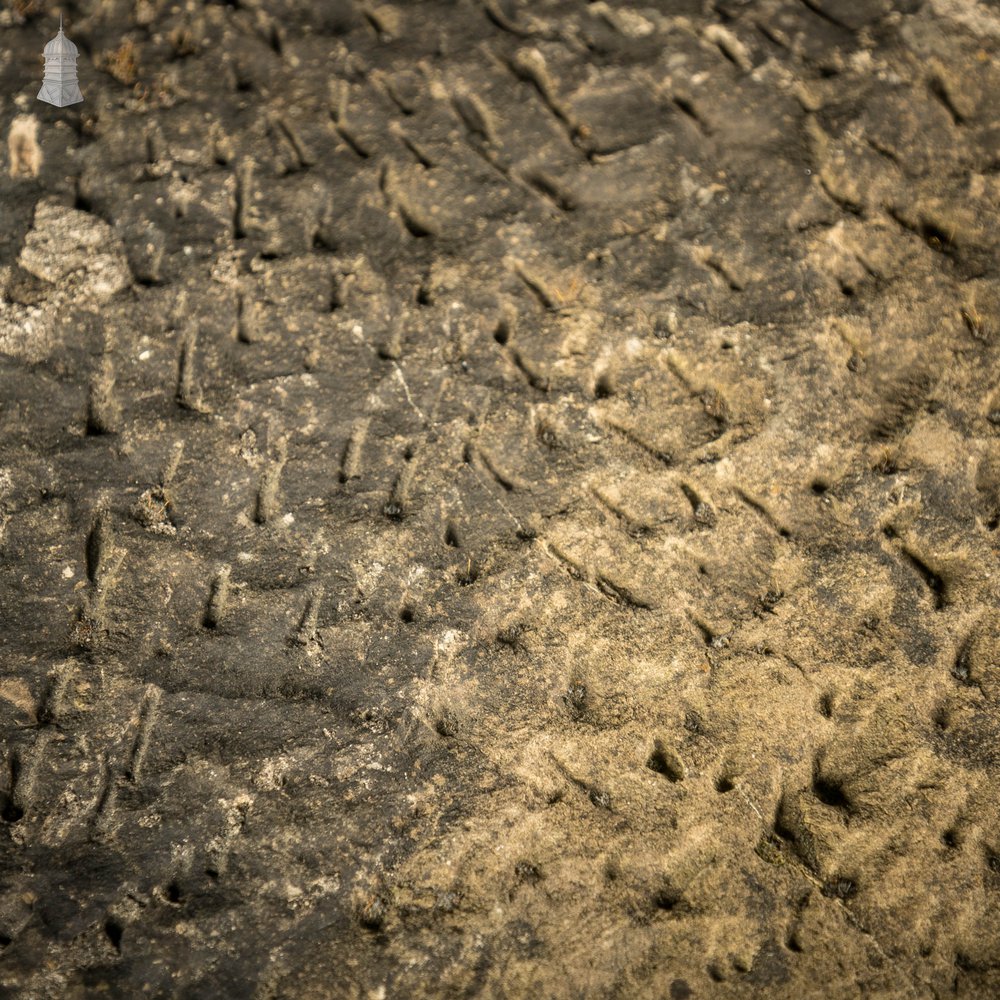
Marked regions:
[903,549,947,610]
[653,888,682,912]
[104,919,123,952]
[357,895,387,931]
[399,605,415,624]
[1,801,23,824]
[673,95,700,122]
[813,775,850,810]
[715,775,735,793]
[773,800,797,843]
[594,373,614,399]
[434,715,456,738]
[646,747,683,783]
[919,220,954,252]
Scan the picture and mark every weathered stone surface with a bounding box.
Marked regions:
[1,2,999,998]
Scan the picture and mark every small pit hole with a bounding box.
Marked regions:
[653,887,682,912]
[646,744,684,783]
[104,919,123,952]
[813,774,850,810]
[594,372,615,399]
[1,801,23,824]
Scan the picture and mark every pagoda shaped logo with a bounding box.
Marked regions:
[38,15,84,108]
